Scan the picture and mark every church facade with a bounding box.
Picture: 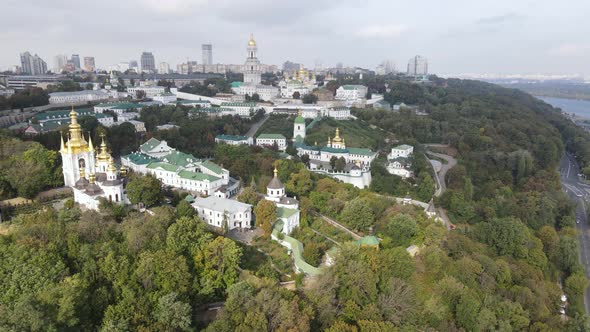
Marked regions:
[60,108,128,210]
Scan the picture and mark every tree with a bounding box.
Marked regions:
[292,91,301,99]
[237,187,260,206]
[125,174,163,207]
[302,94,318,104]
[340,197,375,231]
[565,272,589,297]
[254,200,277,237]
[335,157,346,172]
[194,236,242,299]
[154,293,191,331]
[166,216,212,256]
[301,154,310,167]
[136,90,146,99]
[251,93,260,102]
[383,214,418,248]
[479,217,530,258]
[286,169,314,197]
[176,199,195,218]
[330,156,338,170]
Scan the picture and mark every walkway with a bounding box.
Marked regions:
[311,211,362,240]
[245,113,270,137]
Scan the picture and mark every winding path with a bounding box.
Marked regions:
[423,144,458,197]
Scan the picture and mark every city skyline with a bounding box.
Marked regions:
[2,1,590,75]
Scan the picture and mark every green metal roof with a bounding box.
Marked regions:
[294,115,305,124]
[192,107,221,113]
[216,134,249,141]
[277,207,299,219]
[230,81,242,88]
[178,170,220,182]
[347,147,376,156]
[34,108,93,121]
[257,133,286,139]
[123,152,159,165]
[161,151,199,167]
[184,194,195,203]
[140,138,161,151]
[321,146,349,154]
[200,160,224,175]
[357,235,380,246]
[146,162,179,172]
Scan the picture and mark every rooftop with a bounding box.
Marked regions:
[393,144,413,151]
[192,196,251,213]
[340,85,366,90]
[257,133,286,140]
[347,147,376,156]
[216,134,249,141]
[146,162,179,172]
[34,108,93,121]
[178,170,220,182]
[95,102,141,110]
[161,151,199,167]
[49,90,109,97]
[220,102,256,107]
[277,207,299,219]
[123,152,159,165]
[140,137,162,151]
[201,160,224,175]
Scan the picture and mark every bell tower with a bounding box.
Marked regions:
[60,107,96,187]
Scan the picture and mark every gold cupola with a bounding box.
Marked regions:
[332,128,343,143]
[107,157,117,173]
[96,133,111,163]
[65,106,90,154]
[248,33,256,46]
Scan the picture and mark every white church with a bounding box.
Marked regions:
[60,108,129,210]
[265,167,300,235]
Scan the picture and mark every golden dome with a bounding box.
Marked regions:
[120,165,127,177]
[248,33,256,46]
[65,106,90,154]
[107,157,117,173]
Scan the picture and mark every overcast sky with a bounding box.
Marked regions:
[2,0,590,75]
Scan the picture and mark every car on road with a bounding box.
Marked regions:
[576,193,583,197]
[577,219,580,224]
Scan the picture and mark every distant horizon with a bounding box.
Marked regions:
[3,1,590,76]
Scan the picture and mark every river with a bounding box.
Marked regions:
[538,96,590,119]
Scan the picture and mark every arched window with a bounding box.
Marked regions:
[109,195,112,202]
[115,194,119,202]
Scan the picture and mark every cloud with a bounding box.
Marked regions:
[550,43,590,56]
[477,13,524,25]
[356,24,407,38]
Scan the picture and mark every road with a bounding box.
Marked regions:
[559,153,590,313]
[245,113,270,137]
[424,144,458,197]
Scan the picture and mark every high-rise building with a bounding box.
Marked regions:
[140,52,156,73]
[376,60,395,75]
[243,34,261,85]
[158,62,170,74]
[84,57,96,72]
[53,54,68,73]
[407,55,428,76]
[20,52,47,75]
[129,60,138,71]
[71,54,81,69]
[202,44,212,65]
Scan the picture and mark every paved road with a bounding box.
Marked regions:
[559,153,590,313]
[424,145,458,197]
[245,113,270,138]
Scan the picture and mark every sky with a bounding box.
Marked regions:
[2,0,590,76]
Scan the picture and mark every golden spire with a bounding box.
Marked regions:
[273,166,278,178]
[97,133,111,162]
[332,128,343,143]
[88,133,94,152]
[79,167,85,178]
[248,33,256,46]
[89,172,96,184]
[60,133,65,152]
[297,109,302,117]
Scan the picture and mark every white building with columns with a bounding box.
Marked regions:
[192,196,252,230]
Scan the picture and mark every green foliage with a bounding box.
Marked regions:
[125,174,163,207]
[340,197,375,232]
[0,87,49,111]
[194,237,242,300]
[237,186,260,206]
[254,200,277,237]
[175,199,195,219]
[382,214,418,248]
